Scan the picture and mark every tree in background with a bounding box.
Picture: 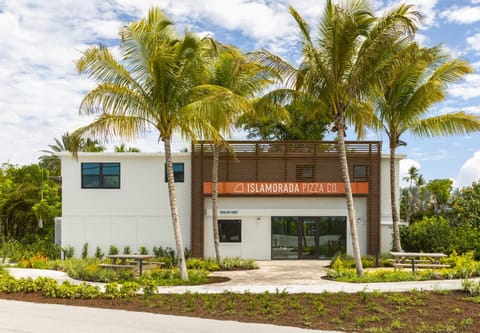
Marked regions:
[0,163,60,240]
[241,96,331,140]
[114,144,141,152]
[451,181,480,228]
[373,42,479,251]
[39,133,105,176]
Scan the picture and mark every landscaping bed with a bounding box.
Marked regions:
[0,289,479,332]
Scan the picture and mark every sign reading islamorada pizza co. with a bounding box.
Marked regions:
[203,182,368,195]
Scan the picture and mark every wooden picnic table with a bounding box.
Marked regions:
[101,254,156,275]
[390,252,449,272]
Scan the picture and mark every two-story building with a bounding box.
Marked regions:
[59,140,402,259]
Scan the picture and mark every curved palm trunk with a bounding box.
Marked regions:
[390,144,403,252]
[336,120,364,276]
[211,144,222,264]
[163,137,188,280]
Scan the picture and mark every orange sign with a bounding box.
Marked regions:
[203,182,368,195]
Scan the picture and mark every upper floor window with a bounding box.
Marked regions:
[296,165,315,182]
[81,163,120,189]
[353,165,369,180]
[164,162,184,183]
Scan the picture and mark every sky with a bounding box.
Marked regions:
[0,0,479,189]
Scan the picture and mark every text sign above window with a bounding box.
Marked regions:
[203,182,368,195]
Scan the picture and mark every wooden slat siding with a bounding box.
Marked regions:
[191,141,382,258]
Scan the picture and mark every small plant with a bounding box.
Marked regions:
[62,246,75,259]
[94,246,104,259]
[462,279,480,296]
[123,246,131,255]
[138,246,148,255]
[108,245,119,256]
[81,243,89,259]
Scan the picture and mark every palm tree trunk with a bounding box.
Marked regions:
[212,144,222,264]
[390,144,403,252]
[163,137,188,281]
[336,120,364,276]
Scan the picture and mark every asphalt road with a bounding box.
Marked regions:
[0,300,339,333]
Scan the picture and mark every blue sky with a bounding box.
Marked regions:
[0,0,479,188]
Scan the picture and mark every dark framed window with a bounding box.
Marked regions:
[164,162,184,183]
[353,165,369,179]
[218,219,242,243]
[81,163,120,189]
[296,165,315,182]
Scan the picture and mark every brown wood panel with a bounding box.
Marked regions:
[191,141,382,258]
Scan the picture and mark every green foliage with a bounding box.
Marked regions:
[0,238,60,262]
[108,245,119,256]
[122,246,131,255]
[0,163,61,241]
[451,181,480,228]
[62,246,74,259]
[221,257,258,270]
[94,246,104,259]
[81,243,89,259]
[187,258,220,271]
[138,246,148,255]
[400,216,480,258]
[462,279,480,296]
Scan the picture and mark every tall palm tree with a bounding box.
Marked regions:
[374,42,480,251]
[402,166,424,224]
[70,8,241,280]
[198,45,279,263]
[260,1,421,275]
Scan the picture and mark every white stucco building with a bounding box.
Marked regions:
[59,140,403,259]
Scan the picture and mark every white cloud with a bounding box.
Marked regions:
[449,74,480,100]
[455,152,480,189]
[440,6,480,24]
[467,32,480,52]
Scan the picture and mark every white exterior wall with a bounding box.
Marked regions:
[379,154,405,254]
[203,197,368,260]
[60,152,191,257]
[59,151,403,259]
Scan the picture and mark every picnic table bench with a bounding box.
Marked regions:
[99,255,164,275]
[390,252,450,272]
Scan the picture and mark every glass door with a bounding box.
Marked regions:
[272,216,346,259]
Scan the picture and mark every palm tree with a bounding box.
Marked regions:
[114,143,141,152]
[70,8,241,280]
[197,45,279,263]
[374,42,480,251]
[39,133,105,176]
[261,1,421,275]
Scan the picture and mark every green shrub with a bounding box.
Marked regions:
[123,246,131,255]
[221,257,258,270]
[94,246,104,259]
[62,246,75,259]
[138,246,148,255]
[400,216,480,258]
[108,245,119,256]
[187,258,220,271]
[81,243,89,259]
[119,281,140,298]
[462,279,480,296]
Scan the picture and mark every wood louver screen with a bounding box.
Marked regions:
[296,165,315,182]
